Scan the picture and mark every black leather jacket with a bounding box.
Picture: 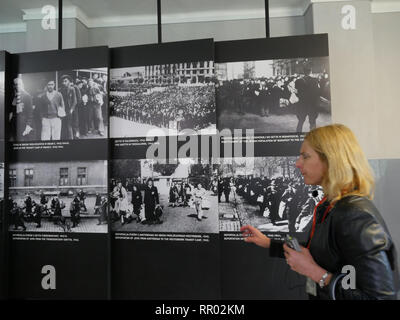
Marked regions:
[270,195,399,300]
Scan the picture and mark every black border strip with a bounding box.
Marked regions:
[215,34,329,63]
[110,39,214,68]
[11,46,109,74]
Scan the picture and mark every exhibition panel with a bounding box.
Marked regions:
[6,47,111,299]
[215,34,332,299]
[110,39,221,299]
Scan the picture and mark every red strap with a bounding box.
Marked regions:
[307,196,333,249]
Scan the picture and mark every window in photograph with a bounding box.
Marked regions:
[24,168,34,187]
[77,167,87,185]
[9,169,16,187]
[59,168,69,186]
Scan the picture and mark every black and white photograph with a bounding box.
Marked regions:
[110,62,216,138]
[218,157,323,234]
[8,68,108,142]
[216,57,331,133]
[8,160,108,233]
[110,158,219,234]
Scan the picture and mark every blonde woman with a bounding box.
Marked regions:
[241,124,399,300]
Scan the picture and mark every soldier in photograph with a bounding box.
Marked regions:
[24,193,33,216]
[78,189,87,212]
[32,201,42,228]
[11,202,26,231]
[97,196,108,225]
[222,178,231,203]
[70,193,81,228]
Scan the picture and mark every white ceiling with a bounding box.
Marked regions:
[0,0,398,32]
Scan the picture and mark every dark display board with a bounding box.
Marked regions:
[6,47,111,299]
[0,51,8,299]
[215,34,332,299]
[0,35,335,300]
[110,39,220,299]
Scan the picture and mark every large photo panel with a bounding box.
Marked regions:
[110,40,220,299]
[7,47,111,299]
[216,35,331,299]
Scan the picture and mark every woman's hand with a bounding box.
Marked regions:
[240,225,271,248]
[283,244,330,283]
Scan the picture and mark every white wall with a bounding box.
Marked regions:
[372,12,400,159]
[0,32,26,53]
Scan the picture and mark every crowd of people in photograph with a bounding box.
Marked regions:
[9,189,108,231]
[217,67,330,132]
[110,84,215,131]
[218,176,323,233]
[167,180,216,222]
[9,72,108,141]
[109,176,218,226]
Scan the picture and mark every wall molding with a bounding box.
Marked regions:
[0,23,27,34]
[1,0,399,33]
[371,1,400,13]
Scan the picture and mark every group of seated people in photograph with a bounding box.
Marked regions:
[10,73,108,141]
[219,176,323,233]
[9,189,108,231]
[216,69,330,132]
[110,84,215,131]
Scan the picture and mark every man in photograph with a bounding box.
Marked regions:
[193,182,207,222]
[10,77,34,141]
[60,75,78,140]
[295,64,321,132]
[88,78,104,136]
[78,78,90,137]
[78,189,87,212]
[37,79,65,141]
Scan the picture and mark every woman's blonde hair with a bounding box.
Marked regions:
[304,124,374,203]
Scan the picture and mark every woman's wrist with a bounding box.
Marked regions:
[309,265,332,285]
[264,236,271,248]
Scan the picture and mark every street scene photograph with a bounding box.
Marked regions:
[8,160,108,233]
[110,158,219,234]
[110,61,216,138]
[216,57,331,134]
[218,157,323,234]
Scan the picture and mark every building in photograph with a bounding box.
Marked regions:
[272,57,329,77]
[145,61,214,84]
[9,161,107,197]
